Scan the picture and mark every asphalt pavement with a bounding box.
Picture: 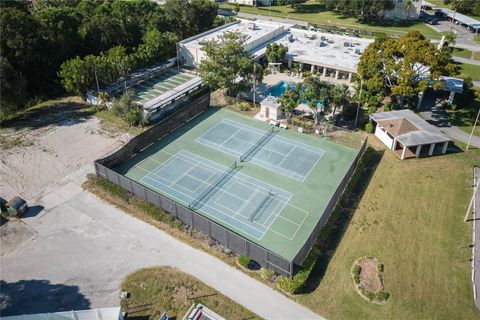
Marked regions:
[0,166,323,319]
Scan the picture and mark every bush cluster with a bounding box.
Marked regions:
[364,122,374,133]
[111,90,143,126]
[238,255,251,269]
[91,175,182,229]
[352,264,362,284]
[288,118,314,130]
[376,262,384,273]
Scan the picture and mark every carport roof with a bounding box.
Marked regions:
[1,308,121,320]
[371,110,451,146]
[435,8,480,29]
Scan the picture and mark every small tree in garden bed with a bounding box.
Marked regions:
[351,257,390,304]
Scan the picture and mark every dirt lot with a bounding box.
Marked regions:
[0,97,125,201]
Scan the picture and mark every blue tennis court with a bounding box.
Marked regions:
[139,150,297,239]
[196,119,325,181]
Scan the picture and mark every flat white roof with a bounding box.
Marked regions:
[180,19,373,73]
[0,308,121,320]
[180,19,290,50]
[271,29,373,72]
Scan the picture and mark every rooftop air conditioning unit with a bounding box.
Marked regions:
[248,22,256,30]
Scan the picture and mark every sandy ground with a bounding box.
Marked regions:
[0,99,126,255]
[0,103,124,201]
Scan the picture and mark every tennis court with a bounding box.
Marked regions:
[139,150,302,239]
[116,108,360,261]
[130,69,195,104]
[196,119,325,181]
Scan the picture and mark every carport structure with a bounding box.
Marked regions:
[371,110,451,160]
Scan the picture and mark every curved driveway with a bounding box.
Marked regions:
[0,167,323,319]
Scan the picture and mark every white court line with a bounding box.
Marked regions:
[232,186,259,219]
[145,150,295,238]
[135,148,306,240]
[196,119,324,181]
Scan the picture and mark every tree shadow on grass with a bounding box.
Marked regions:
[1,99,95,131]
[299,147,384,294]
[0,279,90,316]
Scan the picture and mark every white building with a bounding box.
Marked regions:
[370,110,451,160]
[178,19,373,82]
[0,308,123,320]
[382,0,422,20]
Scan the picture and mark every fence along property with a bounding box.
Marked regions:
[94,91,367,278]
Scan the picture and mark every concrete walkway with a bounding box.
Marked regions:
[0,167,323,319]
[419,103,480,148]
[473,167,480,310]
[452,56,480,66]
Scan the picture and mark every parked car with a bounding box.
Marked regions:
[427,18,438,25]
[0,196,28,217]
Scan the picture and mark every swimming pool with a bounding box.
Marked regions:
[266,80,324,109]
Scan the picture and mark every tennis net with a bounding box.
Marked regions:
[249,190,276,222]
[189,161,239,210]
[240,126,276,162]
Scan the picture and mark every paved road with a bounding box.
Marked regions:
[452,56,480,66]
[0,166,323,319]
[426,19,480,51]
[473,167,480,310]
[418,95,480,148]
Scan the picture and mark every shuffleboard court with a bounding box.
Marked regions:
[129,70,196,104]
[138,150,298,239]
[196,119,325,181]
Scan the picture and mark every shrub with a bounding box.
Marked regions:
[352,264,362,284]
[302,71,312,78]
[238,255,251,268]
[365,122,373,133]
[360,288,375,301]
[238,102,252,111]
[376,263,384,273]
[123,105,142,126]
[375,290,390,301]
[383,102,393,112]
[262,268,276,281]
[368,105,377,114]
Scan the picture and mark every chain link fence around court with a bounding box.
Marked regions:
[94,91,367,278]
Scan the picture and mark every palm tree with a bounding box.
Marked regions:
[331,84,351,116]
[97,91,109,111]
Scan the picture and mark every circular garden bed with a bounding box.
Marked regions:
[351,257,390,304]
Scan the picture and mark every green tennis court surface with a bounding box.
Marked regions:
[129,69,195,104]
[115,108,359,261]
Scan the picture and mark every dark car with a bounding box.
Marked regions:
[427,18,438,25]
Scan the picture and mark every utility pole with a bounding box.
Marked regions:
[465,168,479,222]
[253,63,256,108]
[354,76,363,129]
[466,108,480,150]
[94,66,100,94]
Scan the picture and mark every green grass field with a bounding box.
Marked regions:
[221,1,442,39]
[114,107,361,262]
[292,140,480,319]
[445,107,480,136]
[459,63,480,81]
[121,267,258,319]
[453,47,473,59]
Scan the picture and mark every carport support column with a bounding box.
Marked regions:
[311,65,315,73]
[401,145,407,160]
[448,91,455,105]
[415,145,422,158]
[335,70,340,79]
[442,141,449,154]
[428,143,435,156]
[348,72,353,83]
[323,67,327,77]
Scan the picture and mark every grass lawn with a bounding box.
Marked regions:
[445,107,480,136]
[472,51,480,60]
[453,47,473,59]
[458,63,480,81]
[292,140,480,319]
[221,1,442,39]
[121,267,259,319]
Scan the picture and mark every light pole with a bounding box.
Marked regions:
[354,75,363,129]
[466,108,480,150]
